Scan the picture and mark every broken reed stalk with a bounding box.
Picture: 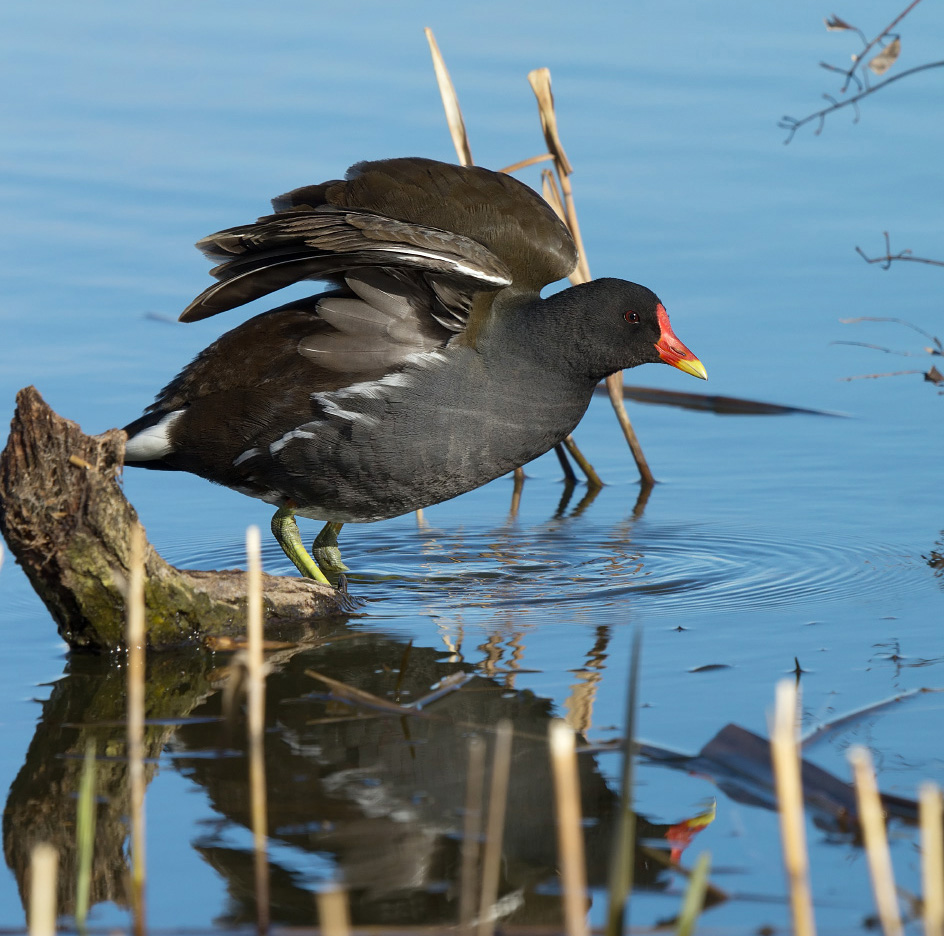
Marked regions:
[526,69,588,282]
[561,436,603,489]
[605,373,656,487]
[424,31,528,490]
[127,524,147,936]
[459,736,487,935]
[424,27,472,167]
[604,629,641,936]
[549,720,589,936]
[75,740,97,929]
[424,31,617,489]
[770,680,816,936]
[476,720,513,936]
[28,844,57,936]
[849,746,904,936]
[246,525,270,935]
[527,67,655,487]
[316,886,352,936]
[920,782,944,936]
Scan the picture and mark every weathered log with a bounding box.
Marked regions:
[0,387,350,651]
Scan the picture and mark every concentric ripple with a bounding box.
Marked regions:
[163,515,929,620]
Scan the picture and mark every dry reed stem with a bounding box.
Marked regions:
[425,28,473,167]
[605,373,656,487]
[540,170,567,223]
[850,746,903,936]
[75,740,97,928]
[604,630,641,936]
[28,844,57,936]
[501,153,554,173]
[246,525,270,934]
[676,852,712,936]
[127,523,147,936]
[528,68,654,484]
[771,680,816,936]
[549,720,589,936]
[317,886,352,936]
[561,436,603,489]
[920,782,944,936]
[424,35,630,490]
[527,68,587,282]
[459,736,487,935]
[476,720,513,936]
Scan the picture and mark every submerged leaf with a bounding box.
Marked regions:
[869,37,901,75]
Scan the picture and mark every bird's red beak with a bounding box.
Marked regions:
[654,304,707,380]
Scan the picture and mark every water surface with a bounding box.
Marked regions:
[2,0,943,931]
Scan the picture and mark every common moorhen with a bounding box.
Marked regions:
[124,157,706,583]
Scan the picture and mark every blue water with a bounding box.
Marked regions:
[2,0,944,931]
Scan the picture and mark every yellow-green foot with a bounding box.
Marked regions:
[271,506,331,585]
[312,521,348,575]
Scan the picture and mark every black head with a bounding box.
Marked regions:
[538,277,707,384]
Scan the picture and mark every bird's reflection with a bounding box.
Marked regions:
[1,487,685,927]
[3,625,683,928]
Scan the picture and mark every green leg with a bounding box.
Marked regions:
[312,521,348,575]
[271,506,331,585]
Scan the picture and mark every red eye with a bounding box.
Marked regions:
[624,311,639,324]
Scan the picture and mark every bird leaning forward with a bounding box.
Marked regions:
[123,157,707,585]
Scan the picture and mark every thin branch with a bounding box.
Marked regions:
[839,314,943,352]
[838,369,926,381]
[780,59,944,142]
[831,340,925,357]
[855,231,944,270]
[839,0,924,93]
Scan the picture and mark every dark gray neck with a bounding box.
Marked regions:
[479,282,624,387]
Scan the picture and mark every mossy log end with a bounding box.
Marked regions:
[0,387,350,652]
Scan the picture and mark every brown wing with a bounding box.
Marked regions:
[179,157,577,325]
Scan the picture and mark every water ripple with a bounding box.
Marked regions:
[166,519,928,618]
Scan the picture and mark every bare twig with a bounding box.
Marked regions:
[780,59,944,142]
[832,341,925,357]
[782,2,937,143]
[855,232,944,270]
[781,0,928,145]
[832,0,924,93]
[837,314,944,388]
[839,315,944,353]
[838,369,926,381]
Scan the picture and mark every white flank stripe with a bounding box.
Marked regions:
[233,447,260,468]
[269,428,318,456]
[124,410,185,461]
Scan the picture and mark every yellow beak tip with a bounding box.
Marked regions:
[675,358,708,381]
